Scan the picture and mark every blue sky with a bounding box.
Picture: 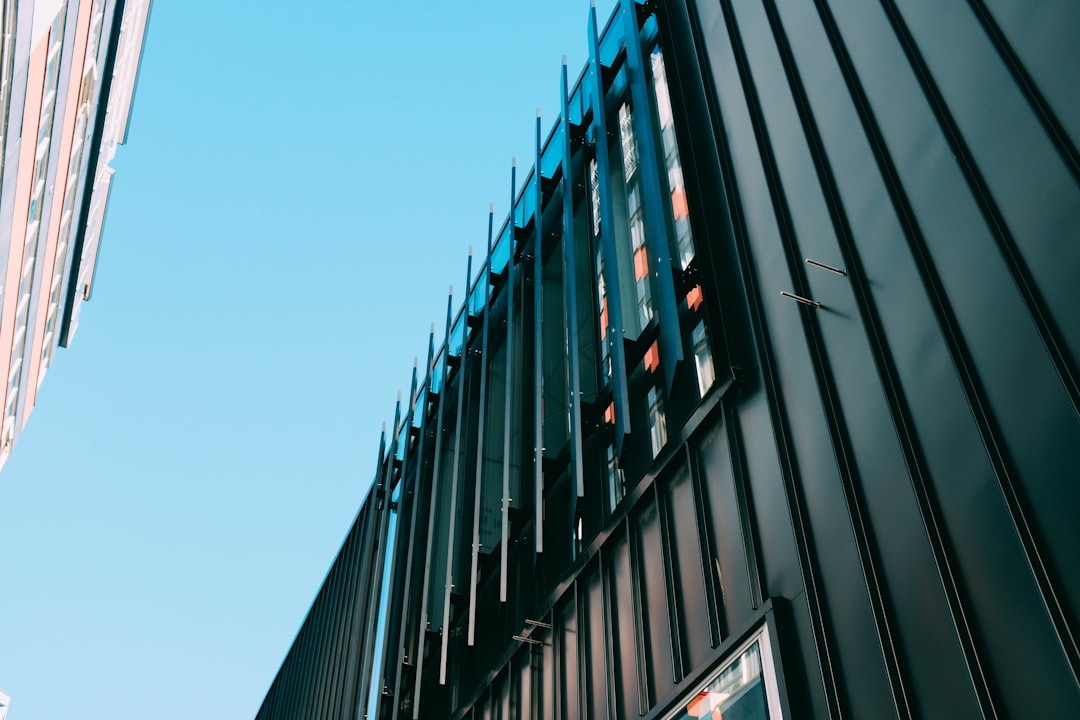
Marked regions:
[0,1,615,717]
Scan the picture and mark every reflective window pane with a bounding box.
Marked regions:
[650,48,697,271]
[692,320,716,397]
[668,640,770,720]
[648,385,667,458]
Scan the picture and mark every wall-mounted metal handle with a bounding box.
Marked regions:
[780,290,822,309]
[804,258,847,276]
[512,634,545,646]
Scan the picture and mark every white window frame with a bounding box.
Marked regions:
[661,624,786,720]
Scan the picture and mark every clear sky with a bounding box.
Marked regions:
[0,1,615,717]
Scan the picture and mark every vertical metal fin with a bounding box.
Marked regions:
[390,353,426,720]
[413,294,455,718]
[562,58,586,514]
[589,3,632,454]
[500,161,518,603]
[534,111,545,555]
[468,209,495,646]
[618,0,684,393]
[439,253,473,685]
[357,415,394,715]
[359,397,403,713]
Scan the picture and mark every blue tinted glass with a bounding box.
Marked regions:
[541,119,563,181]
[450,309,466,357]
[492,221,512,275]
[412,386,427,428]
[469,267,488,316]
[396,421,409,462]
[599,10,621,68]
[611,64,628,98]
[642,14,658,43]
[668,640,770,720]
[519,171,536,229]
[431,349,447,394]
[569,69,586,126]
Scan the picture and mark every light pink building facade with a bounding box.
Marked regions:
[0,0,150,468]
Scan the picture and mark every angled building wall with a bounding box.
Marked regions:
[0,0,151,469]
[256,1,1080,718]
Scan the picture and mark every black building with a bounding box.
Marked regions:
[256,1,1080,718]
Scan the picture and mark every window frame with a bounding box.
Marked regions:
[660,623,785,720]
[640,605,792,720]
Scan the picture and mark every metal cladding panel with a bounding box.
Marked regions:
[257,2,1080,719]
[682,0,1080,717]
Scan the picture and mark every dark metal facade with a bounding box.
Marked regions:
[256,1,1080,718]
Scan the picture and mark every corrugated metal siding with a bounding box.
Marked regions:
[681,0,1080,716]
[255,482,389,720]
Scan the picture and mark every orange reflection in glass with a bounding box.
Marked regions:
[671,187,689,220]
[644,341,659,373]
[687,284,703,312]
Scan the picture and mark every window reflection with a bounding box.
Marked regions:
[589,153,612,387]
[589,158,602,237]
[605,442,625,512]
[617,103,654,331]
[692,320,715,398]
[669,641,770,720]
[650,48,697,272]
[647,385,667,458]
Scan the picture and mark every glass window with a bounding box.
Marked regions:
[619,103,639,180]
[430,348,447,395]
[593,244,612,385]
[412,386,427,429]
[617,102,654,331]
[605,442,625,512]
[469,267,488,317]
[0,0,20,181]
[692,320,716,397]
[650,48,697,272]
[648,385,667,458]
[517,171,536,231]
[450,309,466,358]
[491,221,513,276]
[589,157,602,237]
[587,154,615,389]
[664,629,784,720]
